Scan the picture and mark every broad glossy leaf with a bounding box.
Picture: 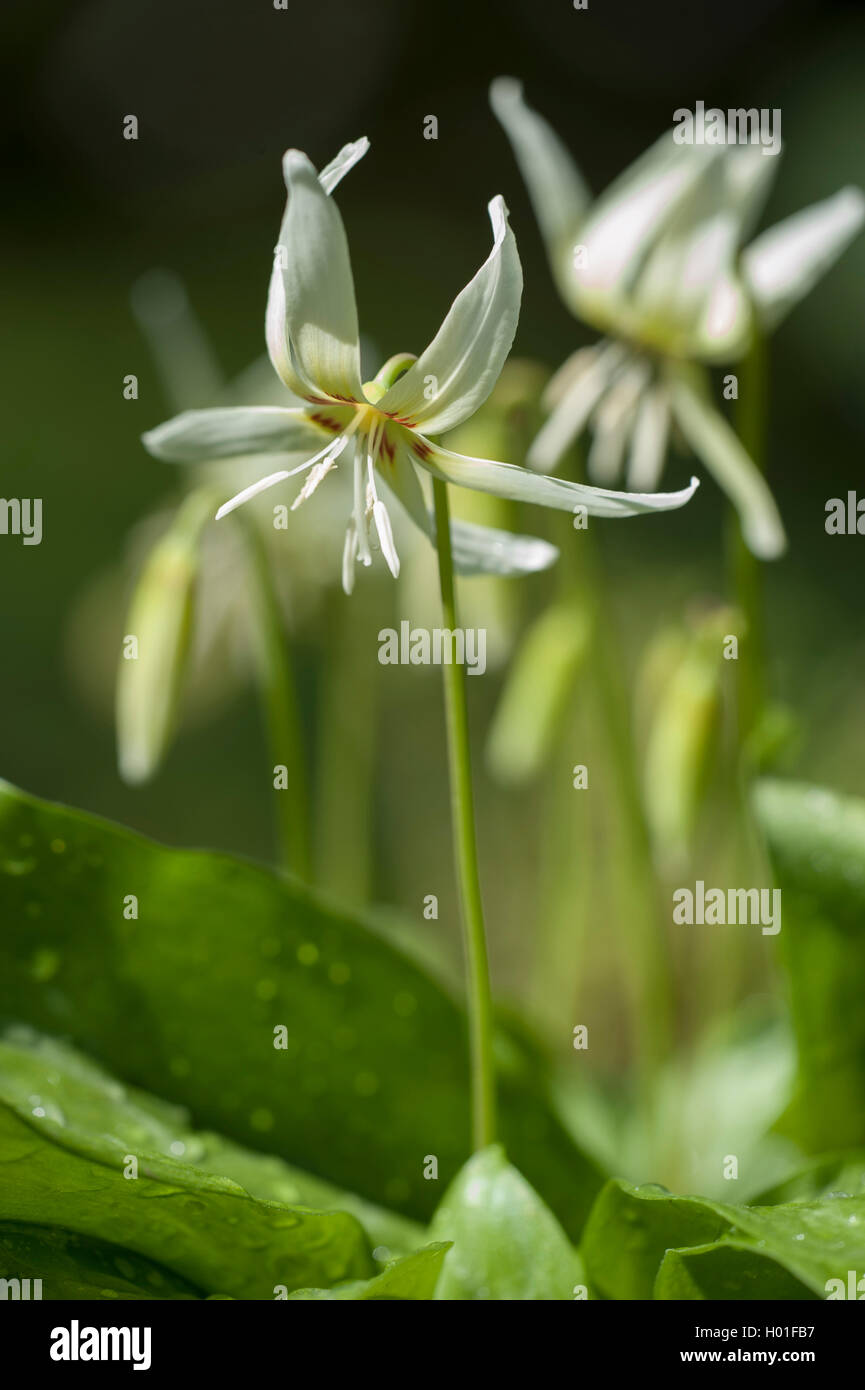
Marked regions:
[584,1177,865,1300]
[287,1244,450,1300]
[755,780,865,1151]
[712,1195,865,1297]
[654,1243,815,1300]
[0,1222,202,1301]
[1,1028,422,1256]
[429,1145,584,1300]
[655,1193,865,1301]
[581,1180,728,1300]
[0,781,603,1235]
[0,1030,373,1299]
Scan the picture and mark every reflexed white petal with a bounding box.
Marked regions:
[489,77,589,255]
[375,196,522,435]
[630,157,752,360]
[573,135,719,302]
[142,407,331,463]
[265,260,301,395]
[528,341,626,472]
[742,186,865,329]
[666,362,785,559]
[267,150,364,402]
[722,142,779,243]
[384,437,558,575]
[318,137,369,195]
[130,269,223,412]
[626,386,670,491]
[414,434,699,517]
[448,518,559,576]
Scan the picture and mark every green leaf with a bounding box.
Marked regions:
[584,1177,865,1300]
[429,1145,584,1299]
[0,1029,374,1299]
[0,781,603,1236]
[755,779,865,1151]
[286,1244,450,1300]
[581,1180,729,1300]
[654,1243,816,1301]
[0,1222,202,1301]
[654,1193,865,1301]
[2,1027,422,1256]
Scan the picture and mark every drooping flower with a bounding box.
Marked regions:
[143,138,699,593]
[491,78,865,559]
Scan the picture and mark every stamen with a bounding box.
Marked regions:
[372,499,400,578]
[341,521,359,595]
[215,411,362,521]
[353,442,372,566]
[291,452,339,510]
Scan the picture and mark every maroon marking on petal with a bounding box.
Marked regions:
[412,438,433,462]
[380,433,396,461]
[308,412,347,434]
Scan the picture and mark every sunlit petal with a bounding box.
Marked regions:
[742,186,865,329]
[666,361,786,558]
[375,197,522,435]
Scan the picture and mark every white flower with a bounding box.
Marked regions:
[491,78,865,559]
[143,137,698,593]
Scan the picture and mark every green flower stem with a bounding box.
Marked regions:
[236,515,311,881]
[726,330,769,744]
[432,477,496,1151]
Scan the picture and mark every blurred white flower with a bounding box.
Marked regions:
[492,78,865,559]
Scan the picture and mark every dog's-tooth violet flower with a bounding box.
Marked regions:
[142,137,699,593]
[491,78,865,560]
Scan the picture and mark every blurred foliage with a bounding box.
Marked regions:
[757,779,865,1153]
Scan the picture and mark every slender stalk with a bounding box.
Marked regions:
[236,515,311,880]
[726,330,768,744]
[432,478,496,1150]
